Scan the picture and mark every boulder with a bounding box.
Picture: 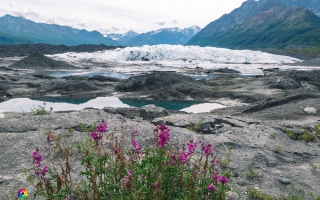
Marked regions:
[139,104,169,120]
[115,107,140,119]
[267,77,301,89]
[304,107,318,115]
[116,72,198,92]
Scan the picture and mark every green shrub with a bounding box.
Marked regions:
[284,125,295,139]
[220,146,232,168]
[269,133,276,139]
[273,145,281,153]
[246,167,260,178]
[186,117,204,132]
[31,102,53,115]
[300,124,320,142]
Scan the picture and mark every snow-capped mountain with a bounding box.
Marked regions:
[49,44,300,64]
[105,31,139,46]
[107,26,201,46]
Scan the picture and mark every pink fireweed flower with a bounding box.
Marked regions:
[32,149,44,164]
[187,140,197,155]
[219,175,229,185]
[90,130,102,141]
[131,127,137,139]
[157,124,170,148]
[35,169,41,175]
[43,166,48,173]
[131,140,141,152]
[179,151,188,164]
[204,144,215,155]
[46,132,54,145]
[49,106,53,114]
[207,183,217,191]
[96,122,108,133]
[43,102,46,106]
[65,197,72,200]
[198,139,203,143]
[213,171,219,184]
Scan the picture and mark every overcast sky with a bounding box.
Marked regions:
[1,0,247,35]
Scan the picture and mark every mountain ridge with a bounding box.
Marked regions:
[0,14,119,46]
[186,0,320,58]
[107,26,201,46]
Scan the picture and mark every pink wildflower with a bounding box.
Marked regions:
[213,171,219,184]
[204,144,215,155]
[179,151,188,164]
[187,140,197,155]
[43,166,48,173]
[131,127,137,139]
[32,149,44,165]
[90,130,102,140]
[207,183,217,191]
[219,175,229,185]
[43,102,46,106]
[131,140,141,152]
[216,159,220,164]
[157,124,170,148]
[96,121,108,133]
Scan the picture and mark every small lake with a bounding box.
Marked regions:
[48,70,256,80]
[0,97,227,114]
[49,71,140,79]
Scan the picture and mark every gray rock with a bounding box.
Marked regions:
[278,178,291,185]
[267,77,301,89]
[139,104,168,120]
[103,106,116,114]
[114,107,140,119]
[304,107,318,115]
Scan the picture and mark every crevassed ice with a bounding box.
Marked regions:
[48,45,301,64]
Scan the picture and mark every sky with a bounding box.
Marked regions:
[0,0,247,35]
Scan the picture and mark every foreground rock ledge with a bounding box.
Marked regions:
[0,107,319,198]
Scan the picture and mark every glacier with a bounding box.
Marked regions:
[49,44,301,65]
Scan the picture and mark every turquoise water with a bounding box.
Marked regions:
[0,97,226,113]
[49,71,223,80]
[49,71,140,79]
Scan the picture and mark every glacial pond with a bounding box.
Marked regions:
[0,97,227,114]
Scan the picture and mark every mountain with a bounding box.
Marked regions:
[125,26,201,46]
[0,14,119,46]
[106,31,139,46]
[279,0,320,16]
[186,0,320,58]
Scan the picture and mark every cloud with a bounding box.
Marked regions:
[154,19,166,26]
[98,25,128,34]
[76,21,89,27]
[8,2,14,7]
[154,18,180,26]
[170,19,179,24]
[46,16,60,24]
[12,7,39,17]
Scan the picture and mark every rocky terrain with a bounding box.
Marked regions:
[0,52,320,199]
[0,102,319,199]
